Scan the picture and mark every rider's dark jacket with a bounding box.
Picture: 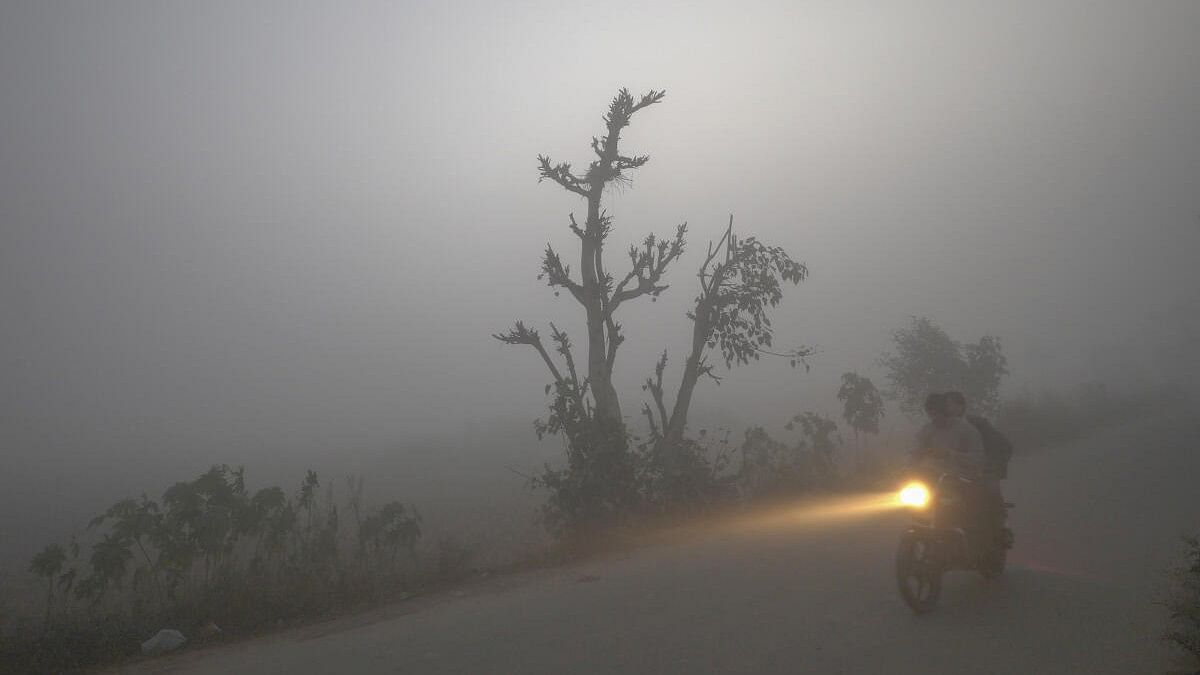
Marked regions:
[911,418,986,480]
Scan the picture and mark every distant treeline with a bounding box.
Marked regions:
[996,381,1181,452]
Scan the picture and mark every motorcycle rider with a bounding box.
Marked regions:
[944,391,1012,479]
[945,391,1010,549]
[910,392,986,479]
[910,393,993,554]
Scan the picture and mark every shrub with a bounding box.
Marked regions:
[532,414,641,537]
[5,466,423,672]
[731,414,843,502]
[1166,535,1200,666]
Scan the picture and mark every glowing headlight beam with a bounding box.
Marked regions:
[730,492,906,533]
[898,482,931,508]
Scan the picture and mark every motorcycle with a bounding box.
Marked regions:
[894,472,1014,613]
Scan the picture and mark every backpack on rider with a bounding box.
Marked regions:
[966,415,1013,479]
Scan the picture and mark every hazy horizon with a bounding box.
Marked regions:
[2,1,1198,567]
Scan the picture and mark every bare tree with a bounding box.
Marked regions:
[496,88,679,430]
[495,89,811,525]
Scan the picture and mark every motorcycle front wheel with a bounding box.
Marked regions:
[896,533,942,613]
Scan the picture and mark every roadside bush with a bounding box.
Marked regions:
[3,466,423,673]
[531,398,858,539]
[730,413,843,502]
[532,415,641,537]
[534,422,738,536]
[1166,535,1200,667]
[634,429,738,516]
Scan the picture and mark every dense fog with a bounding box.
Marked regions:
[2,1,1198,571]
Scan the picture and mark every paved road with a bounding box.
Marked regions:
[117,408,1200,674]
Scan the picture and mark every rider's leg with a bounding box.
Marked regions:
[978,476,1004,548]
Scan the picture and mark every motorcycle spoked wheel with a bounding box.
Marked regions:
[896,534,943,613]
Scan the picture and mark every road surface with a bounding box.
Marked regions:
[115,408,1199,674]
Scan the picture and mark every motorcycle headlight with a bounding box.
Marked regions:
[898,481,931,509]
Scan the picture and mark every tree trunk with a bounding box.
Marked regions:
[134,538,165,607]
[42,583,54,634]
[582,193,622,426]
[662,304,712,448]
[854,428,861,469]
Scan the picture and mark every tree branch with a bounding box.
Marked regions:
[641,402,661,439]
[492,321,567,386]
[536,155,589,197]
[697,217,735,296]
[607,222,688,316]
[567,213,585,239]
[539,244,584,303]
[604,317,623,371]
[585,89,667,189]
[697,357,723,384]
[754,345,818,372]
[644,351,671,432]
[548,323,581,388]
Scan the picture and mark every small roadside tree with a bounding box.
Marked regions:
[786,411,841,481]
[879,316,1008,418]
[29,544,66,630]
[89,496,165,605]
[837,372,885,463]
[643,219,810,454]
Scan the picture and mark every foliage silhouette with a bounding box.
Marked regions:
[879,316,1008,418]
[1166,535,1200,666]
[29,544,65,632]
[837,372,885,438]
[11,465,425,672]
[496,89,811,534]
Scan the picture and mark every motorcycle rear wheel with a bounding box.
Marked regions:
[979,528,1013,580]
[979,548,1007,579]
[896,534,942,613]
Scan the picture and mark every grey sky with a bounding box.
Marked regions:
[2,2,1198,553]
